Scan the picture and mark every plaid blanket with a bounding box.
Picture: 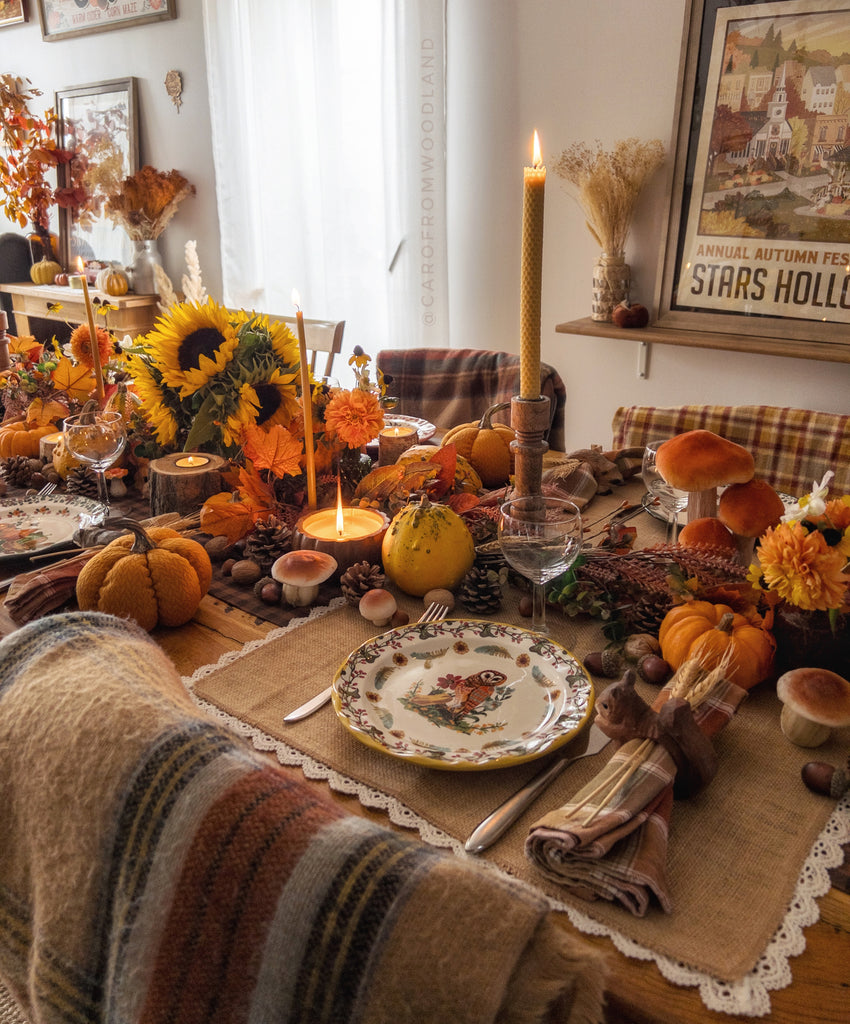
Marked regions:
[0,612,607,1024]
[525,680,747,917]
[611,404,850,496]
[377,348,567,451]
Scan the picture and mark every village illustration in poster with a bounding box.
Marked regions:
[676,0,850,326]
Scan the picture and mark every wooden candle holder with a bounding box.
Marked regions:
[510,395,550,497]
[149,453,228,516]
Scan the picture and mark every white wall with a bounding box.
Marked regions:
[3,1,848,448]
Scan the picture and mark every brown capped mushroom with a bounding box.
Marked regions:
[271,549,338,606]
[656,430,754,522]
[717,478,785,564]
[677,516,737,555]
[359,588,397,627]
[776,667,850,747]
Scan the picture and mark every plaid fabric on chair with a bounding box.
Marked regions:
[377,348,567,451]
[611,404,850,496]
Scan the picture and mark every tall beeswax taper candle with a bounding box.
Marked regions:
[520,131,545,400]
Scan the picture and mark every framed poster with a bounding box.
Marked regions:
[655,0,850,357]
[0,1,26,28]
[37,0,175,42]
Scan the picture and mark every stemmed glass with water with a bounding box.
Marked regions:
[498,495,583,634]
[642,439,688,544]
[63,410,127,514]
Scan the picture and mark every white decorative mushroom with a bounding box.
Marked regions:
[271,549,338,607]
[776,667,850,747]
[359,588,397,627]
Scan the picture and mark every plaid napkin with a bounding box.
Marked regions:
[525,679,748,916]
[4,550,100,625]
[541,445,644,510]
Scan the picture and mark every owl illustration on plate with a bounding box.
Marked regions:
[402,669,509,731]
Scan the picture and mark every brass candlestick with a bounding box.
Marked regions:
[510,395,550,497]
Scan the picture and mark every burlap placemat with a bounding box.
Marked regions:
[190,595,849,983]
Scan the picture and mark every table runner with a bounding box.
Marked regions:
[189,596,850,1017]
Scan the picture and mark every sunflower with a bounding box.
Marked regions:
[127,354,179,447]
[222,366,301,448]
[324,387,384,449]
[145,298,239,399]
[233,311,300,367]
[69,324,113,369]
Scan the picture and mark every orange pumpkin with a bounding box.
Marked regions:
[441,403,515,487]
[658,600,775,690]
[0,419,57,458]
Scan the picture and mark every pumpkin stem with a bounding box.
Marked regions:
[716,611,735,634]
[79,399,101,425]
[107,517,157,554]
[479,402,511,430]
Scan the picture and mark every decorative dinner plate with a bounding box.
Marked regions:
[0,494,105,560]
[332,619,593,770]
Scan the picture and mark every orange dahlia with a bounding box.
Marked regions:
[69,324,114,369]
[756,521,847,612]
[323,388,384,449]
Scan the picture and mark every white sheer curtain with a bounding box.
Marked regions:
[201,0,448,377]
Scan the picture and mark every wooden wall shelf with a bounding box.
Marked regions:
[555,317,850,365]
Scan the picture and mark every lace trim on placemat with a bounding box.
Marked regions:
[184,607,850,1018]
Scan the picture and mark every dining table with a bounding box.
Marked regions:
[1,474,848,1024]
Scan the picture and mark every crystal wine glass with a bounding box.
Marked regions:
[63,410,127,513]
[498,495,583,634]
[642,439,688,544]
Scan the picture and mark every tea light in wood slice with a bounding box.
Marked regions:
[293,488,389,576]
[148,452,228,515]
[39,430,64,461]
[378,422,417,465]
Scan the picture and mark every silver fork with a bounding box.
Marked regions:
[464,720,610,854]
[283,600,450,722]
[35,482,57,499]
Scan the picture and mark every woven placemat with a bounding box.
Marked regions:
[190,596,849,982]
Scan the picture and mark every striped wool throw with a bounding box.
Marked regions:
[0,612,606,1024]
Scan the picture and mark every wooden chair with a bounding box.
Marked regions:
[270,314,345,378]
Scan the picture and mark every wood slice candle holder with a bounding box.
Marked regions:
[148,453,228,516]
[510,395,551,497]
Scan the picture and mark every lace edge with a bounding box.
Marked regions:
[183,624,850,1019]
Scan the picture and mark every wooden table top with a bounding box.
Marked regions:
[1,536,848,1024]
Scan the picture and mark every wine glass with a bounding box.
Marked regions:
[498,495,583,634]
[63,410,127,514]
[642,439,688,544]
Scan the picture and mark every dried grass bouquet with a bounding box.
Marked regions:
[554,138,665,254]
[105,165,196,241]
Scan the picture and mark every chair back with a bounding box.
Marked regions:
[0,232,32,334]
[611,404,850,496]
[271,315,345,378]
[376,347,567,451]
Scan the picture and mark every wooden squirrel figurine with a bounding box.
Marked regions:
[594,669,718,797]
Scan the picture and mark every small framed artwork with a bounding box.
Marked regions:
[655,0,850,360]
[37,0,175,42]
[0,1,26,29]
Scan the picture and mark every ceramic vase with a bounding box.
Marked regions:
[591,252,630,322]
[130,238,163,295]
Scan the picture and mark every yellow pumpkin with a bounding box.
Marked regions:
[381,494,475,596]
[395,444,483,494]
[441,403,515,488]
[51,434,84,479]
[658,600,775,690]
[30,257,62,285]
[105,381,143,424]
[76,520,213,631]
[95,268,129,296]
[0,418,57,458]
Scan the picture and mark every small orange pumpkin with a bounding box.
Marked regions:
[441,403,515,488]
[95,267,129,296]
[658,600,775,690]
[0,419,57,458]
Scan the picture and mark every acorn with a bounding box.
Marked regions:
[636,654,673,686]
[801,758,849,799]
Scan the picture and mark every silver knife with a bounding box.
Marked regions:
[464,721,610,854]
[284,684,333,722]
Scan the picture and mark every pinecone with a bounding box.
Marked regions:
[340,561,386,606]
[617,593,674,637]
[473,540,507,573]
[459,564,504,614]
[1,455,40,488]
[244,515,293,573]
[65,465,100,500]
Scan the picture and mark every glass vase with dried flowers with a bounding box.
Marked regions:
[553,138,665,321]
[104,166,196,294]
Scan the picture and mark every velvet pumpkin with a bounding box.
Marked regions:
[440,403,515,488]
[76,520,213,631]
[658,600,775,690]
[30,257,62,285]
[0,419,57,458]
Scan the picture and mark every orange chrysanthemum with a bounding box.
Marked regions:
[69,324,114,369]
[757,521,848,612]
[323,388,384,450]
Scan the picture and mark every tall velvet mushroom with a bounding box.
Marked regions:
[655,429,754,522]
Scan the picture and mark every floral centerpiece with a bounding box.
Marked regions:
[747,471,850,672]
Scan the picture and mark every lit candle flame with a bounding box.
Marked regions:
[335,477,345,537]
[291,288,301,311]
[76,256,84,274]
[532,130,542,169]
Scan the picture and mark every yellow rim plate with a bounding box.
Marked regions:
[332,618,593,770]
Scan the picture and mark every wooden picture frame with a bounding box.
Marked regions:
[37,0,175,42]
[55,77,139,271]
[654,0,850,361]
[0,1,26,28]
